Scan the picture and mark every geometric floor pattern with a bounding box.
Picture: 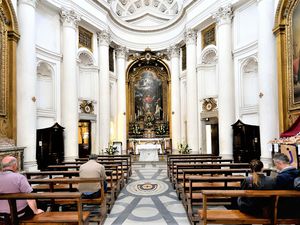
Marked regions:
[103,162,190,225]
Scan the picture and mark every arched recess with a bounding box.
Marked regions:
[77,48,98,101]
[240,56,258,108]
[274,0,300,131]
[0,0,19,142]
[199,45,218,99]
[126,50,171,139]
[36,61,55,112]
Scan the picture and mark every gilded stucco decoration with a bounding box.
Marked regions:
[274,0,300,131]
[0,0,19,142]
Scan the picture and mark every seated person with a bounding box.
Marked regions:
[78,154,107,199]
[0,156,44,218]
[237,159,275,216]
[273,153,300,218]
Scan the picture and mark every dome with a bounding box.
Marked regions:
[110,0,183,28]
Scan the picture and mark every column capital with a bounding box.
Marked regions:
[97,30,111,46]
[184,29,196,45]
[60,9,81,28]
[168,44,180,58]
[115,45,127,59]
[212,4,233,25]
[18,0,39,8]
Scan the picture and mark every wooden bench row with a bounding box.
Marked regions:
[0,192,89,225]
[199,190,300,225]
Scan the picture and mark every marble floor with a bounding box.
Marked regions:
[103,162,190,225]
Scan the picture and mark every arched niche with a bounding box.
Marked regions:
[0,0,19,141]
[274,0,300,131]
[36,61,55,111]
[77,48,98,101]
[240,57,258,107]
[126,51,170,138]
[199,45,218,99]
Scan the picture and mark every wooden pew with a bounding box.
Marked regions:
[0,192,89,225]
[47,162,124,197]
[186,176,245,224]
[24,170,116,214]
[27,178,107,223]
[167,154,222,178]
[172,162,249,190]
[76,155,132,178]
[199,190,300,225]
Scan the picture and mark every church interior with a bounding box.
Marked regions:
[1,0,300,224]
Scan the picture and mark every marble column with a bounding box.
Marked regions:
[169,45,181,150]
[213,5,234,159]
[257,0,279,163]
[116,46,127,151]
[60,9,81,161]
[185,29,199,153]
[17,0,38,171]
[97,31,111,151]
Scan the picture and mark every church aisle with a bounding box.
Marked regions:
[103,162,190,225]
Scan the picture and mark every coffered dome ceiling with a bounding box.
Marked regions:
[110,0,183,27]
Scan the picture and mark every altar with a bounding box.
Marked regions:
[127,138,171,161]
[136,144,160,161]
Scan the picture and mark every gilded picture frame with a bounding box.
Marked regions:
[290,1,300,106]
[274,0,300,131]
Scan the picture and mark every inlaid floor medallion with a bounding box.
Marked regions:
[126,179,169,196]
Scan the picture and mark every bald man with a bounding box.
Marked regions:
[0,156,44,217]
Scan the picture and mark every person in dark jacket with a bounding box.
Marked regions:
[273,153,300,218]
[237,159,275,216]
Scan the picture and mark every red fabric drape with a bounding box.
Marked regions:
[280,116,300,138]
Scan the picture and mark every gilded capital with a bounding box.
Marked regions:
[60,9,81,27]
[212,4,233,25]
[97,30,111,46]
[18,0,39,8]
[184,29,196,45]
[115,46,127,59]
[168,45,180,58]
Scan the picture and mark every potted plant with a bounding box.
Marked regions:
[178,143,191,154]
[105,145,119,155]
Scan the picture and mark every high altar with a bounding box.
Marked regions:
[126,52,171,161]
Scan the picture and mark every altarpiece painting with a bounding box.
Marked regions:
[127,53,170,138]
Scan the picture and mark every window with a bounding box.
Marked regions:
[202,24,216,49]
[79,26,93,51]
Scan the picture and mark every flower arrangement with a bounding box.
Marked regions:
[178,143,191,154]
[105,145,119,155]
[155,124,167,135]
